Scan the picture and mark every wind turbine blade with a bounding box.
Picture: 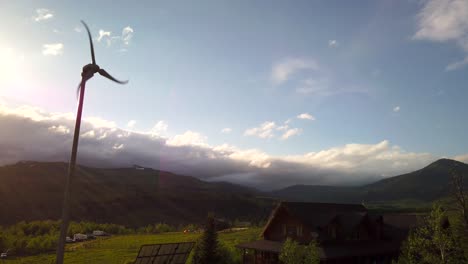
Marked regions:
[81,20,96,65]
[98,69,128,84]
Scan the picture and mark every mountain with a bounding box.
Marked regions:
[271,159,468,203]
[0,161,274,226]
[1,159,466,226]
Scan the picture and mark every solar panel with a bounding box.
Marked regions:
[134,242,195,264]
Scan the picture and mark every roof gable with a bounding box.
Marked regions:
[262,202,368,237]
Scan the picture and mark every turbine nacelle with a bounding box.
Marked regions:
[81,63,100,81]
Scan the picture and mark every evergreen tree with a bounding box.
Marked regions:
[192,214,225,264]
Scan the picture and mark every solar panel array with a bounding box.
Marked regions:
[134,242,195,264]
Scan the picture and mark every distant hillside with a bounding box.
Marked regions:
[0,161,274,226]
[1,159,466,226]
[271,159,468,204]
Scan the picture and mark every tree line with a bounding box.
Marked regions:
[0,220,192,256]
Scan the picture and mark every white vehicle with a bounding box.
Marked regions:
[1,253,7,259]
[92,230,105,236]
[73,233,88,241]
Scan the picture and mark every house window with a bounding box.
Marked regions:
[287,225,296,236]
[296,225,303,236]
[328,226,336,239]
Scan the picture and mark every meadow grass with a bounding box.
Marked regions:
[6,228,261,264]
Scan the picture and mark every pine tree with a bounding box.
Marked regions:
[192,215,222,264]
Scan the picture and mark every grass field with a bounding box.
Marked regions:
[5,228,261,264]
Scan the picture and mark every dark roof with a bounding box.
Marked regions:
[318,241,401,259]
[237,240,283,253]
[335,213,368,234]
[283,202,367,213]
[237,240,400,259]
[285,202,367,229]
[382,214,423,229]
[263,202,368,236]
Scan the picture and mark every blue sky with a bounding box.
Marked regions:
[1,0,468,188]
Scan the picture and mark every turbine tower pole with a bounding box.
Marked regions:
[56,81,86,264]
[55,21,127,264]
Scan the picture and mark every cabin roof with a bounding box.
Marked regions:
[237,240,400,259]
[262,201,368,236]
[382,214,423,229]
[237,239,283,253]
[319,241,401,259]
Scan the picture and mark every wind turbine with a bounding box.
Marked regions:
[55,20,128,264]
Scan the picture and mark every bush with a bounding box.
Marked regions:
[279,238,320,264]
[396,204,466,264]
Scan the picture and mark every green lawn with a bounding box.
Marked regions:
[6,228,261,264]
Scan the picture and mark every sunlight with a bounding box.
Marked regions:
[0,46,25,85]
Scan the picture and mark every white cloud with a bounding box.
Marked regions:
[414,0,468,43]
[271,58,318,84]
[33,8,53,22]
[82,130,96,138]
[245,119,304,140]
[276,124,289,131]
[281,128,302,140]
[85,117,117,128]
[393,106,401,112]
[297,113,315,120]
[97,29,112,42]
[113,143,124,150]
[122,26,134,46]
[328,40,339,47]
[414,0,468,70]
[48,125,70,135]
[167,131,207,147]
[445,56,468,71]
[295,78,330,95]
[221,128,232,134]
[244,121,276,139]
[74,26,82,33]
[454,154,468,163]
[95,26,134,49]
[150,121,168,135]
[42,43,63,56]
[283,141,435,176]
[127,120,137,128]
[0,103,454,190]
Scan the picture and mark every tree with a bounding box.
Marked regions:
[396,204,465,264]
[451,165,468,226]
[450,164,468,261]
[192,215,233,264]
[279,238,320,264]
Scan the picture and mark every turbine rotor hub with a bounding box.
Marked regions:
[81,63,100,81]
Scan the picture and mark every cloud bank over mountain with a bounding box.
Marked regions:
[0,104,460,190]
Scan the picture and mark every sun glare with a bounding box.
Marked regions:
[0,46,26,87]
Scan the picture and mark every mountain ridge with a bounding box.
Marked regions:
[271,158,468,203]
[0,161,272,226]
[0,159,466,226]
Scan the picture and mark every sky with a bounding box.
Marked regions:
[1,0,468,190]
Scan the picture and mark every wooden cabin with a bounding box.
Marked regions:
[237,202,417,264]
